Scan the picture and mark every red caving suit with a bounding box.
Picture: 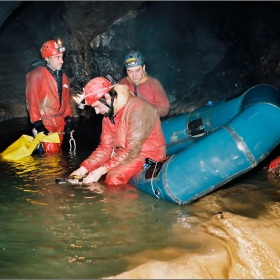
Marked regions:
[80,95,167,185]
[26,66,73,152]
[118,75,170,118]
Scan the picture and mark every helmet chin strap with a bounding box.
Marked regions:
[99,98,115,125]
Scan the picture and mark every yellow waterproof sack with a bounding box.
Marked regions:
[1,132,60,161]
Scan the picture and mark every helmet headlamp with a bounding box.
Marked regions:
[73,93,87,110]
[124,50,145,68]
[55,39,65,53]
[125,58,137,67]
[77,101,86,109]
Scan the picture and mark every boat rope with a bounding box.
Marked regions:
[151,162,160,199]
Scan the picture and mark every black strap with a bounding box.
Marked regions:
[46,66,63,106]
[99,98,115,125]
[134,84,138,96]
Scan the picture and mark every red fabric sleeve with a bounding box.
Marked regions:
[62,74,73,119]
[26,68,43,123]
[142,77,170,117]
[118,76,170,117]
[102,98,159,171]
[80,117,115,172]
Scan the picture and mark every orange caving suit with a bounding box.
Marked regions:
[118,75,170,117]
[80,95,167,185]
[26,66,73,152]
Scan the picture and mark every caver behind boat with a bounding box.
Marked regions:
[25,39,74,153]
[70,77,167,185]
[118,50,170,118]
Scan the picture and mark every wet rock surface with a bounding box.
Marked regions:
[105,211,280,279]
[1,2,280,120]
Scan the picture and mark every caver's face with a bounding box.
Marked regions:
[91,93,112,115]
[126,65,145,84]
[91,100,109,115]
[46,54,64,71]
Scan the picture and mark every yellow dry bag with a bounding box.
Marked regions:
[1,132,60,161]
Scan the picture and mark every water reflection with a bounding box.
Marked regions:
[0,118,280,278]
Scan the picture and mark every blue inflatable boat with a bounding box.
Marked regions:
[130,84,280,204]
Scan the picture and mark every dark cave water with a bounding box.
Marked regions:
[0,118,280,278]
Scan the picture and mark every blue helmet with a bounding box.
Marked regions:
[124,50,145,68]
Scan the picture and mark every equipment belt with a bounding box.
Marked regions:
[41,113,64,119]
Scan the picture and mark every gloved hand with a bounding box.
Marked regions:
[33,120,49,135]
[65,116,74,136]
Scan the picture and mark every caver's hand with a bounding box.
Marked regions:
[70,166,88,177]
[83,166,107,184]
[33,120,50,135]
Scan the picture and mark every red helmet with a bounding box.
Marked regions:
[41,39,65,58]
[84,77,113,105]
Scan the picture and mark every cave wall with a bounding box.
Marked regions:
[0,1,280,121]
